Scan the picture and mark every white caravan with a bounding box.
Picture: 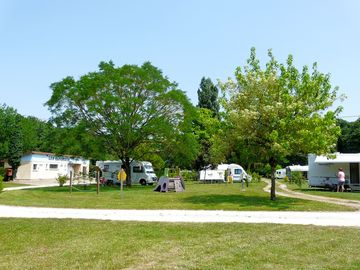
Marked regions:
[285,165,308,180]
[96,160,158,185]
[308,153,360,191]
[275,168,286,179]
[199,163,251,182]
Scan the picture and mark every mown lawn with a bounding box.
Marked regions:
[0,218,359,270]
[285,182,360,201]
[2,182,30,188]
[0,182,353,211]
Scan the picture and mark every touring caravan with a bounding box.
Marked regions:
[275,168,286,179]
[199,163,251,183]
[96,160,157,185]
[308,153,360,191]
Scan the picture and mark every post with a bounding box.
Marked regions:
[120,179,123,198]
[96,171,100,195]
[69,171,73,194]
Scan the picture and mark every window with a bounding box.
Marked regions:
[234,169,243,175]
[103,165,109,172]
[133,166,143,173]
[33,164,38,171]
[49,164,58,170]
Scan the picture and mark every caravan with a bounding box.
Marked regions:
[96,160,157,185]
[199,163,251,183]
[308,153,360,191]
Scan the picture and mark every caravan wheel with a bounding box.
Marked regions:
[140,179,146,186]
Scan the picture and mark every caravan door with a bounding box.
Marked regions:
[350,163,360,191]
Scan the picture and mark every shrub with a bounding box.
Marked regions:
[56,175,69,187]
[181,170,198,181]
[250,172,261,183]
[291,171,306,188]
[283,176,289,182]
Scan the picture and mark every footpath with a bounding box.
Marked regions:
[1,180,360,227]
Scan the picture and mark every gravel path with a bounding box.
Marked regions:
[1,180,360,227]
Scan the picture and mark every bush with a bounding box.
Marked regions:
[283,176,289,182]
[56,175,69,187]
[250,172,261,183]
[180,170,198,181]
[291,171,306,188]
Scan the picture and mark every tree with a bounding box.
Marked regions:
[46,61,196,186]
[337,118,360,153]
[197,77,220,117]
[221,48,342,200]
[0,104,23,179]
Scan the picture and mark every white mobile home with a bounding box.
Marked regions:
[308,153,360,191]
[96,160,157,185]
[16,151,90,180]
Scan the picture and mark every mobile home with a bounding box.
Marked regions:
[286,165,308,180]
[308,153,360,191]
[96,160,157,185]
[15,151,89,181]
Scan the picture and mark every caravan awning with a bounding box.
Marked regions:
[315,154,360,164]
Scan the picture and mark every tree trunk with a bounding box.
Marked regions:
[269,157,276,200]
[124,157,132,187]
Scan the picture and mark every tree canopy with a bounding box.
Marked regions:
[221,47,342,200]
[197,77,220,117]
[46,61,198,185]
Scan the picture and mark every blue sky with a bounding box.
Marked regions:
[1,0,359,120]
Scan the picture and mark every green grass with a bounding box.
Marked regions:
[0,218,359,270]
[285,182,360,201]
[0,182,353,211]
[2,182,30,188]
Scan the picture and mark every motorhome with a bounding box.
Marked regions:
[199,163,251,183]
[308,153,360,191]
[96,160,157,185]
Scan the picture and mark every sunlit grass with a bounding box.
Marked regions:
[0,218,359,270]
[0,181,353,211]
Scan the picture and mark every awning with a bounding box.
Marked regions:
[315,153,360,164]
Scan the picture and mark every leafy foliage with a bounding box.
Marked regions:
[337,118,360,153]
[46,61,198,185]
[221,47,342,199]
[197,77,220,117]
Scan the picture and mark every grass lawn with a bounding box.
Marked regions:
[0,182,353,211]
[0,218,359,270]
[2,182,31,188]
[285,182,360,201]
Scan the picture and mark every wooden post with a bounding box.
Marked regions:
[69,171,73,194]
[96,171,100,195]
[120,179,123,198]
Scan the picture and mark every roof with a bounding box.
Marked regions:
[315,153,360,164]
[287,165,308,171]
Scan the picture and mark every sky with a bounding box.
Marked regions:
[1,0,359,121]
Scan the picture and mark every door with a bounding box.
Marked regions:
[350,163,359,184]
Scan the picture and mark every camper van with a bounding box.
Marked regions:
[199,163,251,183]
[96,160,157,185]
[308,153,359,191]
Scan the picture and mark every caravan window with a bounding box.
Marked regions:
[103,165,109,172]
[49,164,58,170]
[133,166,144,173]
[234,169,243,175]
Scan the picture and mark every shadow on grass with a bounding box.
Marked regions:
[36,185,153,193]
[182,194,310,210]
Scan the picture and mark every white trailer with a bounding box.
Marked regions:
[308,153,360,191]
[275,168,286,179]
[96,160,158,185]
[199,163,251,183]
[286,165,308,180]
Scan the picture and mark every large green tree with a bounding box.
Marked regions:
[46,61,197,185]
[222,48,342,200]
[0,104,23,179]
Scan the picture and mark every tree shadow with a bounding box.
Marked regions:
[182,194,311,210]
